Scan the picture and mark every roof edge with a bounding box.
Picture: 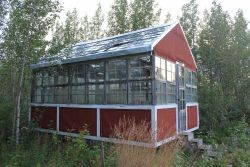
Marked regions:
[75,23,173,47]
[30,45,152,69]
[151,21,179,50]
[178,23,198,70]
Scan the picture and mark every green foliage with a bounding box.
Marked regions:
[107,0,129,36]
[180,0,199,49]
[129,0,161,31]
[89,3,104,40]
[0,132,104,167]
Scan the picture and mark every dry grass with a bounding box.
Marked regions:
[112,117,184,167]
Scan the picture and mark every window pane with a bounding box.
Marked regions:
[55,86,68,103]
[87,62,104,82]
[129,55,151,79]
[107,59,127,81]
[35,72,42,86]
[43,72,54,86]
[129,81,151,104]
[155,81,167,104]
[55,68,68,85]
[87,84,104,104]
[43,87,54,103]
[71,65,85,84]
[106,83,127,104]
[71,85,85,104]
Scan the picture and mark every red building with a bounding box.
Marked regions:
[30,22,199,147]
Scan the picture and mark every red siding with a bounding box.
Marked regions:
[187,106,198,130]
[157,108,177,141]
[59,108,97,136]
[100,109,151,142]
[154,24,197,71]
[31,106,57,130]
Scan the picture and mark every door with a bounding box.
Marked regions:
[176,62,186,132]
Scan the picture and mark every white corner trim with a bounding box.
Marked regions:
[97,108,100,137]
[56,106,59,132]
[176,105,179,134]
[151,21,179,50]
[151,106,157,143]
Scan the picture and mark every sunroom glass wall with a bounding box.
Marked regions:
[31,54,153,105]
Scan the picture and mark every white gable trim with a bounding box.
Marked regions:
[151,22,198,70]
[151,21,179,50]
[178,23,198,70]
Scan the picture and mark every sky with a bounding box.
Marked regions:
[60,0,250,23]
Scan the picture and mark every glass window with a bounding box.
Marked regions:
[34,72,43,86]
[32,87,42,103]
[55,68,68,85]
[43,71,54,86]
[106,59,127,81]
[87,84,104,104]
[106,83,127,104]
[185,69,197,102]
[71,85,85,104]
[166,61,176,83]
[128,81,151,104]
[55,86,68,103]
[155,56,166,80]
[167,83,176,103]
[43,87,54,103]
[129,55,151,79]
[87,62,104,82]
[155,81,167,104]
[71,65,85,84]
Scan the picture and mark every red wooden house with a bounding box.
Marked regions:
[30,22,199,147]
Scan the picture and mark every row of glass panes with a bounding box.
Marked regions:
[185,70,197,86]
[32,81,151,104]
[155,81,176,104]
[34,56,152,87]
[185,69,197,102]
[155,56,176,82]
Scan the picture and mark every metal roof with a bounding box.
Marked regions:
[31,22,178,69]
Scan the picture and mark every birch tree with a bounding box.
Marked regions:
[3,0,61,144]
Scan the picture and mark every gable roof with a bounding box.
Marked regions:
[31,22,178,69]
[31,22,197,71]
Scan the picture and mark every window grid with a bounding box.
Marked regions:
[30,54,153,105]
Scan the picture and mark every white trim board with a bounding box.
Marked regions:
[31,103,152,110]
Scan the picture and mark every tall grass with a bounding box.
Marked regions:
[112,117,184,167]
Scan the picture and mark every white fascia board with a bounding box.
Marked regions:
[178,23,198,70]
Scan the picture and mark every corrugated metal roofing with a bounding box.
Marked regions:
[31,22,178,69]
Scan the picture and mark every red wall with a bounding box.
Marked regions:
[100,109,151,142]
[187,106,198,130]
[157,108,177,141]
[31,106,57,130]
[154,24,197,71]
[59,108,97,135]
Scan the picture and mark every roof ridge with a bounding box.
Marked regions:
[74,23,173,47]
